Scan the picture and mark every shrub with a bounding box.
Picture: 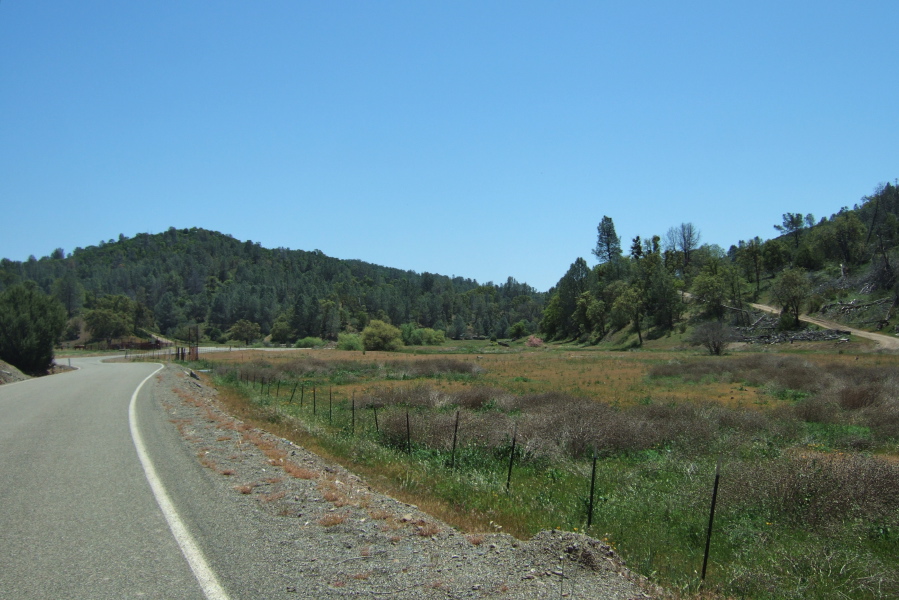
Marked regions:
[418,327,445,345]
[688,321,737,355]
[361,320,403,351]
[336,333,363,351]
[295,336,325,348]
[509,320,530,338]
[401,325,445,346]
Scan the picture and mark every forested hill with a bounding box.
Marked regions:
[0,227,545,342]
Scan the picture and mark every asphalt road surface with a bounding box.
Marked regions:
[0,357,284,599]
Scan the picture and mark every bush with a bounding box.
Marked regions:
[688,321,737,355]
[418,327,445,345]
[401,324,445,346]
[336,333,363,351]
[295,336,325,348]
[361,320,403,351]
[0,282,67,374]
[509,320,530,338]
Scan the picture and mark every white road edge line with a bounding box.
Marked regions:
[128,364,232,600]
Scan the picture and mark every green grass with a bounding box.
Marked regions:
[196,350,899,600]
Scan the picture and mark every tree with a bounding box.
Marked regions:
[689,321,737,356]
[771,268,810,328]
[51,271,84,317]
[690,268,727,320]
[84,308,131,343]
[735,237,763,295]
[555,258,593,338]
[0,282,67,374]
[361,319,403,351]
[508,320,530,338]
[611,284,644,345]
[154,292,183,334]
[664,223,701,274]
[774,213,806,248]
[228,319,261,345]
[762,239,789,277]
[592,216,621,266]
[269,313,294,344]
[829,211,866,266]
[539,293,564,339]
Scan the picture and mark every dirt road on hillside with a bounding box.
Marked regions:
[750,303,899,350]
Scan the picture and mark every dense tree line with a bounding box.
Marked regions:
[0,228,545,344]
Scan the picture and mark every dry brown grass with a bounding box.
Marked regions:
[283,463,317,479]
[259,491,286,503]
[724,451,899,532]
[318,513,347,527]
[416,522,441,537]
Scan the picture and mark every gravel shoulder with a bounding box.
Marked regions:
[155,364,661,599]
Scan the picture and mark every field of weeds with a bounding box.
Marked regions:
[190,345,899,599]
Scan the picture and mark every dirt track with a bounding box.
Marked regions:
[749,303,899,350]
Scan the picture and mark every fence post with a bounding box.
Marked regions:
[450,410,460,469]
[587,448,598,527]
[373,404,379,434]
[506,424,517,493]
[701,456,723,583]
[405,410,412,454]
[289,382,298,403]
[351,393,355,435]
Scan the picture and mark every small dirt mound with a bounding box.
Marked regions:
[0,360,29,385]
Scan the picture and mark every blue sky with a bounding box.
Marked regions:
[2,2,897,291]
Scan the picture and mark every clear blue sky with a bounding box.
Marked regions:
[2,2,897,291]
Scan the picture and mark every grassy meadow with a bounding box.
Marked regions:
[181,340,899,599]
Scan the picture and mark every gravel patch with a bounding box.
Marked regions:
[157,365,662,599]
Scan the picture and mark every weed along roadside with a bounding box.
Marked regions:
[166,347,899,599]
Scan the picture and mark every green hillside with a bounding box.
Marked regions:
[0,228,544,347]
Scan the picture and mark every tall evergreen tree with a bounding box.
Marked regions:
[592,216,622,265]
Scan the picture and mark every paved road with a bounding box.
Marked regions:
[0,356,326,598]
[749,302,899,350]
[0,358,219,598]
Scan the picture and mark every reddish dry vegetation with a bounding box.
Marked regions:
[318,513,347,527]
